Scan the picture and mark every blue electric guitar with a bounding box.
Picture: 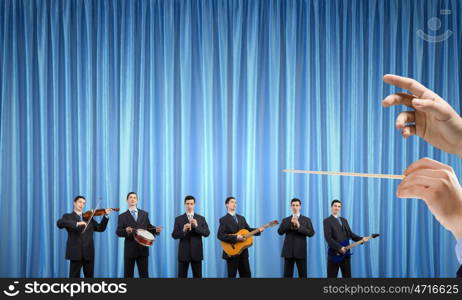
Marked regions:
[328,233,380,263]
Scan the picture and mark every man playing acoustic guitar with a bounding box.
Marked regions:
[217,197,265,278]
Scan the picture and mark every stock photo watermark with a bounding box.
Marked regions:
[417,9,453,43]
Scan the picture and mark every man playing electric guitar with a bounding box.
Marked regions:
[323,199,370,278]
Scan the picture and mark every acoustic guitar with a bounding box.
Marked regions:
[328,233,380,263]
[221,220,279,257]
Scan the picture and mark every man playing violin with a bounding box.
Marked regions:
[57,195,114,278]
[116,192,162,278]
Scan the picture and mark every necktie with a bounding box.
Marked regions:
[78,214,82,221]
[187,214,193,221]
[337,217,342,226]
[131,210,137,221]
[232,215,238,224]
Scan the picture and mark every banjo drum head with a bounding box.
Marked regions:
[134,229,155,247]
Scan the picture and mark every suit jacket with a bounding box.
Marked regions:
[277,215,315,259]
[57,211,109,261]
[116,209,159,258]
[171,213,210,262]
[217,213,260,259]
[323,215,362,253]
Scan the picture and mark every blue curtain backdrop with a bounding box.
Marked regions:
[1,0,462,277]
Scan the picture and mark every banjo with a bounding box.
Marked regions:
[134,229,156,247]
[129,226,162,247]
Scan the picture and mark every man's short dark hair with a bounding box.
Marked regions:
[225,196,235,205]
[331,199,342,206]
[126,192,137,200]
[73,195,86,202]
[291,198,301,205]
[184,195,195,203]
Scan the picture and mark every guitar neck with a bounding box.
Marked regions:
[345,235,371,250]
[243,223,271,238]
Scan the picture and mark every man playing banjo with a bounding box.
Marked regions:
[116,192,161,278]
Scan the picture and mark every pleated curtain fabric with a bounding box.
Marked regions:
[1,0,461,277]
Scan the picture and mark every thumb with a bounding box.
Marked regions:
[412,98,453,121]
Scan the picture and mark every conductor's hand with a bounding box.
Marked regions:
[382,74,462,157]
[397,157,462,240]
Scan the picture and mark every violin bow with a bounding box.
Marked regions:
[82,199,102,233]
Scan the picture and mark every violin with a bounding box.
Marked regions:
[82,208,119,220]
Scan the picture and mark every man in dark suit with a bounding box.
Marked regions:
[278,198,315,278]
[172,195,210,278]
[57,195,113,278]
[116,192,162,278]
[323,199,369,278]
[217,196,264,278]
